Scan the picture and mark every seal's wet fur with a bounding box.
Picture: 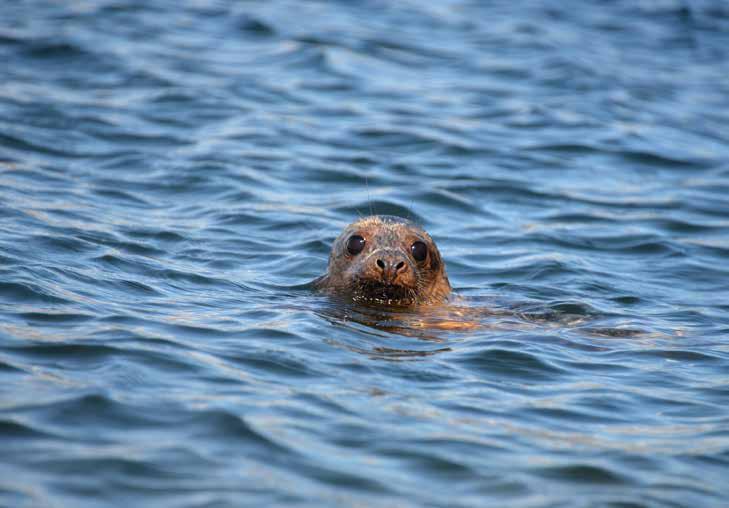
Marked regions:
[314,215,451,306]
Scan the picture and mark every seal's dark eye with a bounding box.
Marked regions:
[346,235,365,256]
[411,241,428,262]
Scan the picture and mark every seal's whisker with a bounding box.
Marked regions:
[365,175,374,216]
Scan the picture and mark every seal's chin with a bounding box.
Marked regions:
[352,281,416,306]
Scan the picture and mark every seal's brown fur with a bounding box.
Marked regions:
[314,215,451,306]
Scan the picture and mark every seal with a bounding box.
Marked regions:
[314,215,451,306]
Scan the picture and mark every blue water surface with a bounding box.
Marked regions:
[1,1,729,507]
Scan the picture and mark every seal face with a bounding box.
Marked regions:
[314,215,451,306]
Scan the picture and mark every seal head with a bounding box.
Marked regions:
[314,215,451,306]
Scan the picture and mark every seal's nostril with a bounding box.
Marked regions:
[376,259,385,270]
[395,261,405,271]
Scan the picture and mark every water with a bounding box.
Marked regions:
[2,1,729,506]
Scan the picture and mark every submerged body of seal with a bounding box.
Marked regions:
[314,216,650,338]
[314,215,451,306]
